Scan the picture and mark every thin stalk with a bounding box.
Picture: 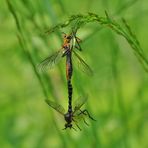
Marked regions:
[6,1,67,147]
[46,12,148,73]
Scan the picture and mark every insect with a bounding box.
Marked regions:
[38,30,93,79]
[39,30,95,130]
[39,31,93,119]
[45,95,95,131]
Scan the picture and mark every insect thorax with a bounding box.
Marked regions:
[64,112,73,123]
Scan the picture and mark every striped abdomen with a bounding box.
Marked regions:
[67,80,73,114]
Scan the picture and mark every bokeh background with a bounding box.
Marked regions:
[0,0,148,148]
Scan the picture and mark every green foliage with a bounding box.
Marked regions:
[1,0,148,147]
[47,11,148,72]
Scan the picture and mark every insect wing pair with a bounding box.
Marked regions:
[45,95,87,119]
[38,32,93,76]
[45,95,90,130]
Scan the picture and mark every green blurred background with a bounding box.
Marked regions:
[0,0,148,148]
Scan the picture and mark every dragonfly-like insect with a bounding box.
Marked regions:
[38,30,93,80]
[39,31,93,117]
[45,95,95,131]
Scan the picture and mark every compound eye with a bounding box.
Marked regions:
[67,36,71,39]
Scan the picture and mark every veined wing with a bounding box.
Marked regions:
[38,49,65,72]
[72,50,93,76]
[73,95,88,114]
[45,99,65,115]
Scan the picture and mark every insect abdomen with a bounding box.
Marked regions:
[67,80,73,113]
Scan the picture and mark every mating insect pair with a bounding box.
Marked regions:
[39,30,95,130]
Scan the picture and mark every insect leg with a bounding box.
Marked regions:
[62,127,67,130]
[74,37,82,51]
[76,37,82,43]
[72,119,82,131]
[62,125,77,131]
[77,109,90,125]
[75,123,82,131]
[72,126,77,131]
[79,109,96,121]
[83,117,89,126]
[74,45,82,51]
[71,29,82,51]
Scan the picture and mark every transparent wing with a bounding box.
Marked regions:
[38,49,65,71]
[45,99,65,115]
[73,95,88,114]
[72,50,93,76]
